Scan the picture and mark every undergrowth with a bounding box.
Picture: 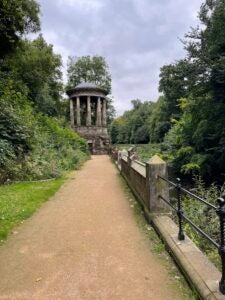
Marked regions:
[0,78,89,183]
[171,176,224,270]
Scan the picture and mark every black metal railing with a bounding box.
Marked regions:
[158,175,225,295]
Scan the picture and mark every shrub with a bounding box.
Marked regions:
[172,176,224,269]
[0,77,89,183]
[21,115,89,180]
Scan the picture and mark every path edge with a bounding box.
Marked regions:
[112,160,225,300]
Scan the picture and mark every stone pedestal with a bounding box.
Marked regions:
[75,126,110,155]
[146,155,170,212]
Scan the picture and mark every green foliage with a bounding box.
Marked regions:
[0,73,88,183]
[172,177,224,269]
[115,144,162,162]
[0,0,40,58]
[162,93,224,177]
[23,115,88,180]
[110,118,121,144]
[135,144,162,162]
[0,178,64,240]
[67,55,115,123]
[106,97,116,126]
[5,35,64,116]
[110,100,155,144]
[67,55,112,93]
[148,96,171,143]
[110,116,130,144]
[0,3,89,184]
[159,60,191,119]
[0,75,34,182]
[110,96,173,145]
[153,0,225,180]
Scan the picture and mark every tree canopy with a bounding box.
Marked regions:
[0,0,40,58]
[111,0,225,182]
[6,35,63,116]
[161,0,225,178]
[67,55,112,93]
[110,100,155,144]
[0,0,88,183]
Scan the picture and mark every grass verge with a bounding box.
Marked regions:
[117,171,198,299]
[0,177,65,242]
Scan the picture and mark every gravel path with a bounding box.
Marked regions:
[0,156,186,299]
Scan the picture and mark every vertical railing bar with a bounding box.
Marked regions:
[158,175,225,294]
[217,197,225,295]
[177,178,185,241]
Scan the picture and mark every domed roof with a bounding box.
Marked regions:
[75,82,99,89]
[66,81,108,96]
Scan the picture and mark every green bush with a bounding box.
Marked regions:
[0,76,89,183]
[172,177,224,269]
[21,115,89,180]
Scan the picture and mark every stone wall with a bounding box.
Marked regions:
[120,158,147,207]
[76,126,110,155]
[112,147,169,212]
[110,147,224,299]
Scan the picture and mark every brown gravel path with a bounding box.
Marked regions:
[0,156,186,300]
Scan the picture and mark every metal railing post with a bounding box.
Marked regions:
[158,175,225,294]
[177,178,185,241]
[217,197,225,295]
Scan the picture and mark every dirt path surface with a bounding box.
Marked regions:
[0,156,186,300]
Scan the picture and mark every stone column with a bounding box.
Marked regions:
[86,96,91,126]
[146,155,170,213]
[102,98,107,126]
[70,98,74,127]
[76,96,81,126]
[96,97,102,126]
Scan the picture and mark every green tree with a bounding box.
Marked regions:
[160,0,225,179]
[0,0,40,58]
[6,35,63,116]
[147,96,171,143]
[110,118,121,144]
[106,97,116,126]
[159,60,193,119]
[67,55,112,93]
[110,100,155,144]
[0,0,88,183]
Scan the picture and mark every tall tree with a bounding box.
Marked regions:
[67,55,112,93]
[161,0,225,179]
[0,0,40,58]
[6,35,63,116]
[159,59,194,119]
[110,100,155,144]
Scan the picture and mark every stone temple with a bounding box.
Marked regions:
[67,82,110,154]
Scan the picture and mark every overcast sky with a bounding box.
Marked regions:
[37,0,202,115]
